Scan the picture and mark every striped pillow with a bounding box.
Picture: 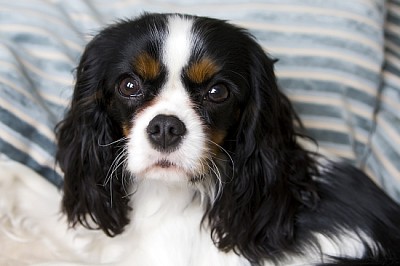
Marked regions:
[0,0,398,201]
[367,0,400,200]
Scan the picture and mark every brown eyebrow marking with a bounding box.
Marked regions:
[186,58,220,84]
[133,53,161,80]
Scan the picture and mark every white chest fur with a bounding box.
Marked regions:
[96,180,250,266]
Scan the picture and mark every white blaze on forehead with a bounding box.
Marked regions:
[163,15,193,82]
[126,15,208,183]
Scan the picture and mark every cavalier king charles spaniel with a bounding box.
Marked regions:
[2,13,400,265]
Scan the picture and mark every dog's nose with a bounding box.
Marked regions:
[146,114,187,152]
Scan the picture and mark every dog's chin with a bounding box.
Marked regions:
[132,160,196,183]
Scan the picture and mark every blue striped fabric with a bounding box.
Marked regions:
[367,0,400,200]
[0,0,398,201]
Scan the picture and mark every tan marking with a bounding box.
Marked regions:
[209,129,227,155]
[186,58,219,84]
[133,53,161,80]
[122,123,131,137]
[211,130,226,145]
[121,98,159,137]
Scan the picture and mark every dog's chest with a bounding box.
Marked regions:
[100,181,250,266]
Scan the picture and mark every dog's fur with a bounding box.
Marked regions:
[1,13,400,265]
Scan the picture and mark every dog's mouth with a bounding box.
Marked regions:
[155,159,176,169]
[135,157,207,182]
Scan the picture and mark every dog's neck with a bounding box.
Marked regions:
[97,179,247,266]
[129,179,204,224]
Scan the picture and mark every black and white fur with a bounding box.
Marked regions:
[1,13,400,265]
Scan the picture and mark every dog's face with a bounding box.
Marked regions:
[57,13,316,263]
[103,14,247,183]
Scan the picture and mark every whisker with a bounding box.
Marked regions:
[98,137,129,147]
[195,159,215,204]
[104,150,127,186]
[103,147,129,208]
[206,139,235,177]
[110,155,128,184]
[205,159,220,182]
[121,158,135,196]
[207,157,224,201]
[122,189,135,199]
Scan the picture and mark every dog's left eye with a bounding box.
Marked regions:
[117,76,142,98]
[205,84,229,103]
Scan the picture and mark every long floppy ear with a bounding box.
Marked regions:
[56,36,130,236]
[208,42,319,264]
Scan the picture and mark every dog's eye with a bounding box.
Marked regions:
[117,76,142,98]
[206,84,229,103]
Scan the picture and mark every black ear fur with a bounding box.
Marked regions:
[56,37,130,236]
[208,41,319,264]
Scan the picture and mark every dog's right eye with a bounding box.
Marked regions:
[117,75,143,98]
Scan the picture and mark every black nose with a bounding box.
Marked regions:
[146,114,187,152]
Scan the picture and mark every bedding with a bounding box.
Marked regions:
[0,0,399,201]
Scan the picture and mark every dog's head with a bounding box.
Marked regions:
[56,13,318,263]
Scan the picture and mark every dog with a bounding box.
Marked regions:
[1,13,400,265]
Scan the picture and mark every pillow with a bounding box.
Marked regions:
[1,0,397,202]
[367,0,400,200]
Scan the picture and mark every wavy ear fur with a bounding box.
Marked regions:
[208,41,319,264]
[56,36,130,236]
